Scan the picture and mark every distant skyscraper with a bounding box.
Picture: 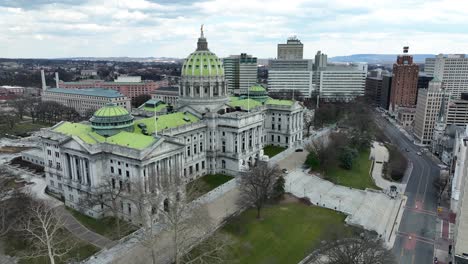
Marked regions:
[413,78,451,145]
[389,46,419,112]
[314,51,327,70]
[425,54,468,99]
[268,59,314,97]
[223,53,258,94]
[277,37,303,60]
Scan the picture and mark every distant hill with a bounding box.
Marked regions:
[329,54,436,64]
[61,57,183,63]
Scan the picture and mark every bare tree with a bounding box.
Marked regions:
[308,236,396,264]
[303,109,314,137]
[17,200,75,264]
[238,162,281,219]
[82,175,127,238]
[306,138,337,173]
[130,173,232,264]
[182,233,233,264]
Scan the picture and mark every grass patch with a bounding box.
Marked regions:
[194,201,359,264]
[324,149,379,190]
[0,122,48,137]
[263,145,286,158]
[187,174,234,200]
[66,207,137,240]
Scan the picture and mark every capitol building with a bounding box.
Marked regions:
[40,29,304,222]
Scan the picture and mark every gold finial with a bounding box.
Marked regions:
[200,24,204,38]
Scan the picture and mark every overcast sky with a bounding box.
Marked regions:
[1,0,467,59]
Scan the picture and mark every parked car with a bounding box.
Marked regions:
[405,148,410,152]
[417,152,422,156]
[282,168,289,174]
[295,149,303,152]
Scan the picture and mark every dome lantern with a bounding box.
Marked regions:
[90,103,134,137]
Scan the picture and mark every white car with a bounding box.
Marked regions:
[282,168,289,174]
[417,152,422,156]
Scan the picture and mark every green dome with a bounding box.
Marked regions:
[94,104,130,117]
[90,103,134,137]
[182,51,224,77]
[250,85,266,92]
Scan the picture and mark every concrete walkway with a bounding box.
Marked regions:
[370,142,406,193]
[55,206,116,249]
[286,170,406,248]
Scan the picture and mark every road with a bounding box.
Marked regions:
[374,114,440,264]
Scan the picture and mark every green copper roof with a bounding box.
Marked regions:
[228,99,262,110]
[134,112,200,134]
[249,85,266,92]
[182,51,224,77]
[229,96,240,102]
[94,104,130,117]
[266,98,294,106]
[53,122,155,150]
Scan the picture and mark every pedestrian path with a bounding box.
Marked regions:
[286,170,406,248]
[370,142,406,193]
[55,206,116,249]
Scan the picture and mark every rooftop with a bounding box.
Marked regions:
[94,104,130,117]
[227,98,263,110]
[46,88,125,98]
[152,86,179,92]
[53,122,156,150]
[134,112,199,134]
[266,98,294,106]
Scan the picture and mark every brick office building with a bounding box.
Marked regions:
[389,47,419,112]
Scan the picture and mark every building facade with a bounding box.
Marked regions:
[151,86,179,107]
[40,30,304,224]
[365,69,390,106]
[277,36,303,60]
[389,47,419,112]
[413,79,451,145]
[223,53,258,95]
[425,54,468,99]
[447,94,468,127]
[315,63,368,102]
[59,77,168,100]
[41,88,131,116]
[450,126,468,263]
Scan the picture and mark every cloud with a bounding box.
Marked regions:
[0,0,467,58]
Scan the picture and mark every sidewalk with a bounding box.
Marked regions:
[55,206,116,249]
[433,207,455,264]
[370,142,406,193]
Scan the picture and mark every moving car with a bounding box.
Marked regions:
[417,152,422,156]
[282,168,289,174]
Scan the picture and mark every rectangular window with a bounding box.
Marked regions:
[272,124,275,130]
[112,178,116,189]
[126,171,130,177]
[47,149,51,155]
[55,152,60,158]
[58,183,63,190]
[118,169,122,175]
[111,167,114,173]
[69,194,74,202]
[56,162,61,170]
[278,125,281,131]
[194,144,197,154]
[271,135,274,141]
[189,166,193,174]
[202,161,205,169]
[50,180,55,187]
[278,136,281,142]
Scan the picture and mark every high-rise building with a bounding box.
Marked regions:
[389,47,419,112]
[314,63,368,102]
[447,93,468,126]
[268,59,314,97]
[277,36,303,60]
[365,69,390,106]
[314,51,327,70]
[413,78,451,145]
[425,54,468,99]
[223,53,258,94]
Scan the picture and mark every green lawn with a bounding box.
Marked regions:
[66,207,137,240]
[324,149,379,190]
[263,145,286,158]
[203,202,358,264]
[187,174,234,200]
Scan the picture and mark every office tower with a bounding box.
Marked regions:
[223,53,258,95]
[425,54,468,99]
[413,78,451,145]
[389,46,419,112]
[380,75,393,109]
[277,36,303,60]
[365,69,390,106]
[446,93,468,126]
[268,59,314,98]
[314,51,327,70]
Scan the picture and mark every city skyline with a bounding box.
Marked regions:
[1,0,468,58]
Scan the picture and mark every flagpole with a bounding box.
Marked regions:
[154,105,158,137]
[247,81,250,113]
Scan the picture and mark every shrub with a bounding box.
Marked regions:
[338,147,358,170]
[305,152,320,169]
